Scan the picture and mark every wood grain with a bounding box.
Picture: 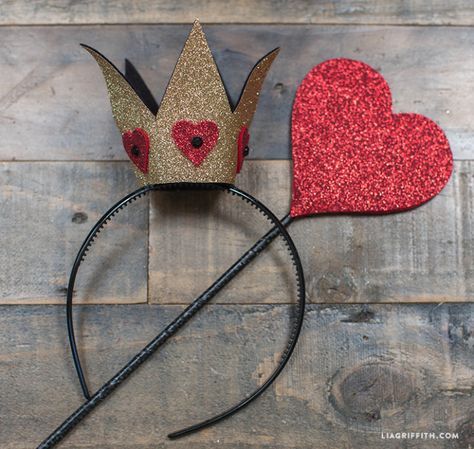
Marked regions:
[150,160,474,304]
[0,6,472,449]
[0,162,148,304]
[0,0,472,25]
[1,160,471,305]
[0,303,471,448]
[0,25,471,161]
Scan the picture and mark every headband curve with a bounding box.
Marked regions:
[58,183,305,446]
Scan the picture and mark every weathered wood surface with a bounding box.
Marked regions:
[0,25,472,161]
[0,162,148,304]
[151,160,473,304]
[0,6,472,449]
[0,159,470,305]
[1,160,471,305]
[0,303,471,448]
[0,0,473,25]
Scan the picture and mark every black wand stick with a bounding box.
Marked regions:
[37,185,303,449]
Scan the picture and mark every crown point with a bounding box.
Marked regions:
[183,18,206,47]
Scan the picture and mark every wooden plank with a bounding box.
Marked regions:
[0,0,472,25]
[0,25,472,161]
[150,160,474,304]
[1,160,471,306]
[0,303,471,448]
[0,162,148,304]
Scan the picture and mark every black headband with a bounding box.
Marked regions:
[38,183,305,448]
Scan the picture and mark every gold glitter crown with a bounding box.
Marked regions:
[83,19,278,185]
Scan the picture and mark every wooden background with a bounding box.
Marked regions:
[0,1,473,448]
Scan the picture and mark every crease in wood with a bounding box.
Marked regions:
[0,1,472,26]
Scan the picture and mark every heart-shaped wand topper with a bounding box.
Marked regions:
[122,128,150,174]
[172,120,219,166]
[290,58,453,218]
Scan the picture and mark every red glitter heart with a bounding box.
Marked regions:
[172,120,219,166]
[290,58,453,218]
[122,128,149,174]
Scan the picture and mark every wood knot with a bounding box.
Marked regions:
[341,306,375,323]
[454,416,474,448]
[448,318,473,345]
[273,82,288,95]
[316,268,357,302]
[71,211,88,224]
[329,361,416,425]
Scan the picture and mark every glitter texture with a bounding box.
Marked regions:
[83,20,278,186]
[290,58,453,218]
[172,120,219,166]
[122,128,150,173]
[234,50,280,128]
[236,126,249,173]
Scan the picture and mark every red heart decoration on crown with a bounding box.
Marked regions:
[290,58,453,218]
[122,128,150,174]
[172,120,219,166]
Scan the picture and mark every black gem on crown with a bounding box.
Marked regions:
[131,145,141,157]
[191,136,204,148]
